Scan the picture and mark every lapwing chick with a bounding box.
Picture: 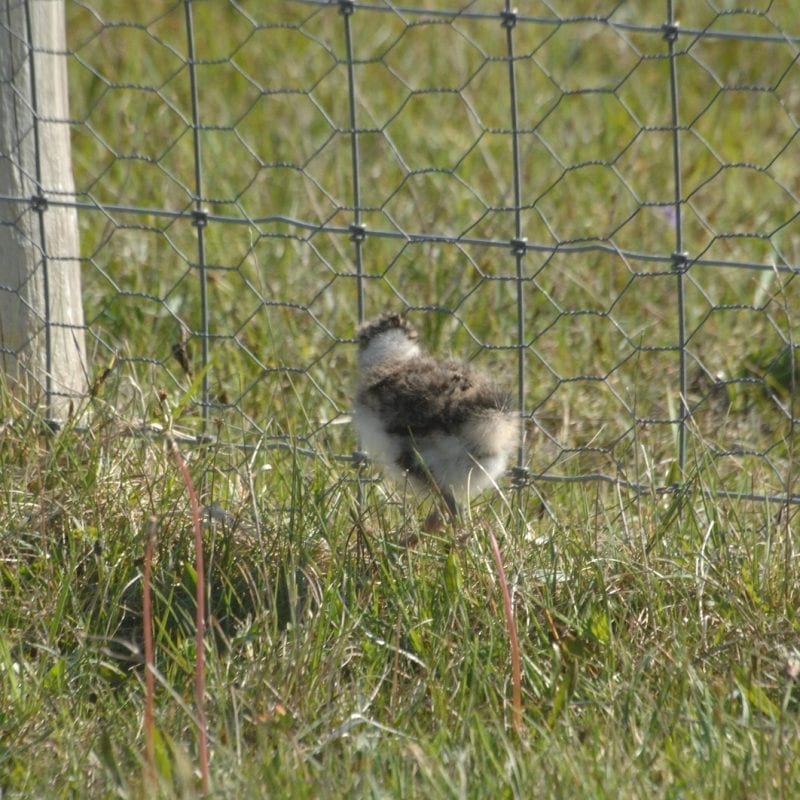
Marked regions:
[353,312,519,525]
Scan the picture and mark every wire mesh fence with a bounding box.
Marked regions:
[2,0,799,505]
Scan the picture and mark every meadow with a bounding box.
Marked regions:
[2,1,799,797]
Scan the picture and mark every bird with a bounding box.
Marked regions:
[353,312,519,524]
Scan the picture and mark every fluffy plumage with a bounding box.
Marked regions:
[354,312,519,517]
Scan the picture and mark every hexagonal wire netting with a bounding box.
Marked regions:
[4,0,800,505]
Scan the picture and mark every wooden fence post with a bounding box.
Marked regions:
[0,0,87,419]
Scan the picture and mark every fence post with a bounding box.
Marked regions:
[0,0,87,419]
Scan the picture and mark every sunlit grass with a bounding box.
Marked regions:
[3,397,799,796]
[2,1,799,797]
[65,1,800,496]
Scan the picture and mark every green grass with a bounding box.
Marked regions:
[2,1,800,797]
[66,0,800,495]
[2,405,800,797]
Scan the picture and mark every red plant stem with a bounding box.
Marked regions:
[169,437,210,793]
[143,517,156,788]
[487,525,523,735]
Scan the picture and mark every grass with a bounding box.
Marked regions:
[2,406,800,797]
[2,1,800,797]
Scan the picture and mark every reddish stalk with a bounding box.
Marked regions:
[143,517,156,788]
[486,525,523,735]
[169,436,210,793]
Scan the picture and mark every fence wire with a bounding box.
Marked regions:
[2,0,799,505]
